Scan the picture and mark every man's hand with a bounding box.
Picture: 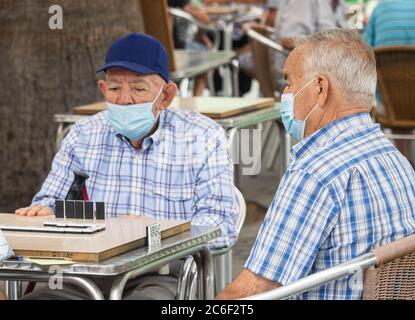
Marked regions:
[215,269,281,300]
[15,205,53,217]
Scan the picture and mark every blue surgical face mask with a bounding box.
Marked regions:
[280,79,319,141]
[106,86,164,141]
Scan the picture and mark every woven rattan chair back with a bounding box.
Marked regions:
[374,46,415,129]
[364,234,415,300]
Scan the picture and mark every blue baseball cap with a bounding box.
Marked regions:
[96,32,170,82]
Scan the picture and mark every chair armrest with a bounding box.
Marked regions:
[247,28,290,56]
[211,246,232,257]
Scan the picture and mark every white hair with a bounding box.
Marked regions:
[293,29,377,106]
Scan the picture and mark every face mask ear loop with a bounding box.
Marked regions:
[294,78,316,99]
[304,103,319,122]
[153,85,165,121]
[153,85,165,104]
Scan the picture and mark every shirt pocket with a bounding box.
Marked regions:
[152,163,195,219]
[153,176,194,200]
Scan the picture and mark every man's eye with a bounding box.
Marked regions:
[109,88,119,91]
[133,88,145,92]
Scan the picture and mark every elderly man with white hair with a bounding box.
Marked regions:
[217,29,415,300]
[15,32,238,300]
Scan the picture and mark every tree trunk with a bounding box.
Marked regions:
[0,0,144,212]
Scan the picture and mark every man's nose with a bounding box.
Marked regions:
[117,87,134,105]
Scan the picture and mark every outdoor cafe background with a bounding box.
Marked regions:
[0,0,379,214]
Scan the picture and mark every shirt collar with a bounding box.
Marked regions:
[290,112,373,161]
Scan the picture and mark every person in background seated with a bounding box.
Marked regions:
[202,0,268,96]
[271,0,347,92]
[363,0,415,47]
[238,0,280,94]
[15,33,238,300]
[168,0,213,96]
[239,0,347,97]
[263,0,279,27]
[216,29,415,300]
[363,0,415,159]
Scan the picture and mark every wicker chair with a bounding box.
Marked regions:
[373,46,415,157]
[247,25,289,100]
[363,234,415,300]
[241,233,415,300]
[374,46,415,129]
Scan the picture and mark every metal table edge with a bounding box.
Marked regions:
[0,227,221,277]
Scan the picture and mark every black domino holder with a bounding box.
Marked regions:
[95,202,105,220]
[55,200,64,219]
[74,200,84,219]
[84,201,94,220]
[65,200,75,219]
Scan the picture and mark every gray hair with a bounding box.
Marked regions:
[293,29,377,106]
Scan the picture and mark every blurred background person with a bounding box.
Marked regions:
[200,0,268,96]
[272,0,348,91]
[169,0,213,96]
[363,0,415,158]
[363,0,415,47]
[239,0,349,97]
[263,0,279,27]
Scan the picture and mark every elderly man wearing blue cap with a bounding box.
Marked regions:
[15,33,238,300]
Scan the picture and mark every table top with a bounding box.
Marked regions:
[202,5,263,23]
[171,49,236,81]
[170,97,274,118]
[0,214,190,263]
[215,103,280,129]
[72,97,275,119]
[0,225,220,277]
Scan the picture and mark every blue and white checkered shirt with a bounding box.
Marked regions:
[32,109,238,249]
[0,230,13,261]
[245,113,415,299]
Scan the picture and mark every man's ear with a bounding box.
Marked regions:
[159,82,177,110]
[316,75,330,109]
[98,79,108,100]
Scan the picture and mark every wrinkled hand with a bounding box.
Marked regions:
[15,205,53,217]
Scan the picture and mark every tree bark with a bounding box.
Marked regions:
[0,0,144,212]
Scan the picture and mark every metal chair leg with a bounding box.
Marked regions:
[5,280,22,300]
[232,59,240,97]
[176,256,195,300]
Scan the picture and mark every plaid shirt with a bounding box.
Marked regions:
[245,113,415,299]
[0,230,13,261]
[32,109,238,249]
